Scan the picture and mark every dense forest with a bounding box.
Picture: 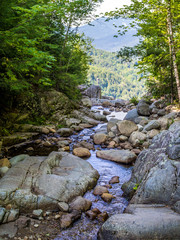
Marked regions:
[88,48,146,99]
[0,0,101,112]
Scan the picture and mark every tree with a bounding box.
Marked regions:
[0,0,101,111]
[107,0,180,102]
[166,0,180,101]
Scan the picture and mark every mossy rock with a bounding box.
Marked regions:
[16,113,29,123]
[2,132,39,147]
[40,90,75,116]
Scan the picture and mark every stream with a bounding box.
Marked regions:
[55,107,132,240]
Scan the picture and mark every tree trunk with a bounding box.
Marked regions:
[166,0,180,102]
[59,14,73,67]
[167,19,174,103]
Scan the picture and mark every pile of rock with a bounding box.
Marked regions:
[92,118,162,164]
[99,120,180,239]
[1,98,108,159]
[93,98,179,165]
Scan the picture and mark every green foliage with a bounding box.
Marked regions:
[88,48,146,100]
[57,124,67,129]
[20,116,46,126]
[0,128,11,136]
[0,0,100,111]
[133,183,139,191]
[130,96,139,105]
[107,0,180,101]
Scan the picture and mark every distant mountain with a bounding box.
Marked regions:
[79,17,139,52]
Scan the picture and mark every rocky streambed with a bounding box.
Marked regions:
[0,104,134,240]
[0,96,180,240]
[55,122,132,240]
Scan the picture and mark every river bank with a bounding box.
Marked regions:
[0,89,180,239]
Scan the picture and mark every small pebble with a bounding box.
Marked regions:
[54,214,61,219]
[34,224,39,228]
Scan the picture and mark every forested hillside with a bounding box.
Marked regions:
[88,49,146,99]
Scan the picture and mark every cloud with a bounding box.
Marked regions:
[95,0,131,14]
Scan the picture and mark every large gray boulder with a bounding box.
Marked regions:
[93,133,107,145]
[81,97,92,108]
[84,85,101,99]
[129,131,147,146]
[117,120,138,137]
[99,204,180,240]
[0,152,99,213]
[72,110,99,126]
[115,99,126,107]
[96,149,136,164]
[57,128,73,137]
[144,120,161,131]
[90,112,107,122]
[137,100,150,116]
[122,121,180,210]
[124,109,139,122]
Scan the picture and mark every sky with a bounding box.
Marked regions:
[94,0,132,15]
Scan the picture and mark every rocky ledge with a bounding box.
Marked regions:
[99,204,180,240]
[0,152,99,224]
[99,120,180,239]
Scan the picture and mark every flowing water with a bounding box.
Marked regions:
[55,107,132,240]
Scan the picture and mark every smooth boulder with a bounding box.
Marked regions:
[93,133,107,145]
[137,100,150,116]
[0,152,99,213]
[99,204,180,240]
[96,150,136,164]
[73,147,91,158]
[117,120,138,137]
[124,109,139,122]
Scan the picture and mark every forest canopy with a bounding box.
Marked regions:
[0,0,101,110]
[107,0,180,102]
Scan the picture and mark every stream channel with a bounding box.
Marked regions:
[55,106,133,240]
